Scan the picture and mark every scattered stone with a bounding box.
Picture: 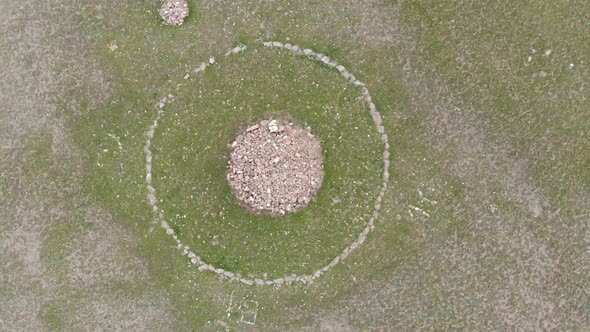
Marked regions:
[194,62,206,73]
[267,119,279,133]
[159,0,189,26]
[147,194,157,205]
[246,124,259,132]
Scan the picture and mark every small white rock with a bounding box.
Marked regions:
[268,120,279,133]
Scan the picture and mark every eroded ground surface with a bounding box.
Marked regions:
[1,0,588,330]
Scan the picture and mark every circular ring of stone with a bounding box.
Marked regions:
[144,41,391,286]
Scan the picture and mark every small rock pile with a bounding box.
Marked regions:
[227,119,324,215]
[159,0,189,26]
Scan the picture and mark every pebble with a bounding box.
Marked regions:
[268,120,279,132]
[246,124,259,132]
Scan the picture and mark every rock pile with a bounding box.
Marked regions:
[227,119,324,215]
[159,0,189,26]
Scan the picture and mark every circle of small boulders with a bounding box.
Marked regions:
[227,119,324,215]
[145,42,390,286]
[159,0,189,26]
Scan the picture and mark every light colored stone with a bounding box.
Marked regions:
[268,119,279,132]
[246,124,259,132]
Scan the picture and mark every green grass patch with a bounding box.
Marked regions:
[152,47,384,278]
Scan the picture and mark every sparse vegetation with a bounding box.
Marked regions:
[1,0,588,330]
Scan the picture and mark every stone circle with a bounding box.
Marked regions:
[145,42,391,286]
[159,0,189,26]
[227,119,324,215]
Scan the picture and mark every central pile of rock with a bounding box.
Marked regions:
[227,119,324,215]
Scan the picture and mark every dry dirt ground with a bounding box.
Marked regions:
[1,0,589,331]
[0,1,175,330]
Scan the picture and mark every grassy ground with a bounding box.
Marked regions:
[1,0,589,330]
